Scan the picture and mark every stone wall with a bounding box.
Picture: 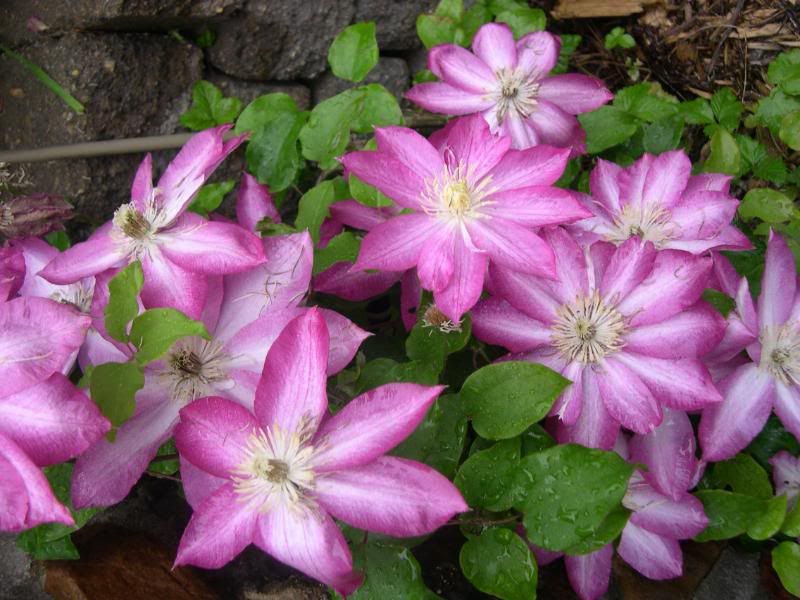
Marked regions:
[0,0,436,228]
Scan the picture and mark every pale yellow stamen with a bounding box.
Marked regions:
[552,291,626,363]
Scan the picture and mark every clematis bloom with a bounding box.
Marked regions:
[173,309,467,594]
[700,232,800,460]
[570,151,751,253]
[341,116,590,321]
[406,23,612,152]
[472,227,724,445]
[39,126,265,319]
[0,297,109,532]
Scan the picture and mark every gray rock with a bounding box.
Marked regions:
[0,32,203,225]
[405,48,430,79]
[355,0,437,50]
[0,535,49,600]
[0,0,242,46]
[694,546,771,600]
[312,57,409,104]
[205,71,312,110]
[207,0,355,81]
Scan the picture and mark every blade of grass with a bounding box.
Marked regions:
[0,44,85,114]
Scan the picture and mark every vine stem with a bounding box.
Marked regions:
[446,514,521,527]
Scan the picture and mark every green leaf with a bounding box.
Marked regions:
[0,44,84,114]
[710,88,743,131]
[564,504,630,555]
[346,543,438,600]
[350,84,404,132]
[460,361,569,440]
[312,231,362,275]
[679,98,715,125]
[495,6,545,38]
[642,116,684,154]
[180,80,241,131]
[747,495,787,540]
[604,27,636,50]
[747,416,800,469]
[296,180,337,245]
[553,34,581,75]
[16,464,101,560]
[455,437,521,511]
[89,361,144,429]
[703,289,735,317]
[768,49,800,96]
[579,106,639,154]
[328,22,379,83]
[355,358,440,395]
[520,424,556,456]
[104,261,144,342]
[710,453,773,499]
[782,501,800,537]
[739,188,796,224]
[780,110,800,150]
[406,314,472,374]
[437,0,464,20]
[349,173,393,207]
[460,527,537,600]
[188,180,235,218]
[129,309,210,365]
[461,2,492,44]
[393,394,468,479]
[514,444,633,552]
[693,490,765,541]
[149,439,179,475]
[752,90,800,135]
[235,93,300,134]
[704,127,740,175]
[46,230,71,251]
[246,112,308,193]
[416,14,459,49]
[772,542,800,596]
[614,84,678,123]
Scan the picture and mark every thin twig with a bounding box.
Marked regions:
[149,453,179,463]
[708,0,747,80]
[446,514,520,527]
[145,470,182,482]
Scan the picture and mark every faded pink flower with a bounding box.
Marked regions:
[770,451,800,509]
[570,151,751,253]
[39,126,265,319]
[700,232,800,461]
[173,309,467,594]
[472,227,724,445]
[406,23,612,153]
[341,116,590,321]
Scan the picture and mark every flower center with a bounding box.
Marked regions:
[551,291,626,363]
[606,203,676,248]
[113,205,151,239]
[421,158,495,223]
[50,281,94,314]
[493,68,540,123]
[761,322,800,385]
[161,338,232,403]
[233,423,317,511]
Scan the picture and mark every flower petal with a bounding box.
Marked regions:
[526,100,586,152]
[255,503,361,596]
[472,22,516,71]
[428,44,496,93]
[0,373,109,466]
[175,481,258,569]
[490,264,561,323]
[564,544,613,600]
[468,218,556,277]
[38,231,126,285]
[670,191,740,245]
[254,309,329,434]
[482,187,590,227]
[516,32,560,79]
[139,250,208,320]
[623,302,726,359]
[401,269,422,331]
[629,409,697,500]
[699,363,775,461]
[434,237,488,322]
[315,456,467,537]
[0,245,25,302]
[770,451,800,502]
[314,263,401,302]
[618,522,682,580]
[236,173,280,231]
[774,381,800,442]
[405,82,495,115]
[175,397,260,478]
[354,214,440,273]
[340,151,426,210]
[131,153,154,211]
[312,383,444,472]
[759,231,797,329]
[685,173,732,195]
[375,126,444,181]
[627,481,708,539]
[159,213,265,275]
[0,433,73,532]
[486,145,571,190]
[180,455,227,511]
[556,369,620,450]
[319,308,370,374]
[596,356,663,434]
[329,200,391,231]
[538,74,613,114]
[642,151,692,209]
[438,115,511,183]
[472,297,551,352]
[417,226,456,292]
[600,237,657,304]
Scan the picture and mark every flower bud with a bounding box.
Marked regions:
[0,193,73,239]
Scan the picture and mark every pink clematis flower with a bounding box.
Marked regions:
[341,116,591,321]
[700,232,800,461]
[71,225,369,508]
[405,23,612,153]
[173,309,467,594]
[0,245,25,301]
[771,451,800,509]
[526,411,708,600]
[0,296,109,532]
[472,227,724,446]
[38,126,265,319]
[570,151,751,253]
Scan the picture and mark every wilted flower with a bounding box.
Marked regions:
[0,193,73,240]
[570,151,751,253]
[771,451,800,509]
[472,227,724,446]
[173,310,467,593]
[0,297,109,532]
[342,116,590,321]
[700,232,800,461]
[39,126,265,319]
[406,23,612,153]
